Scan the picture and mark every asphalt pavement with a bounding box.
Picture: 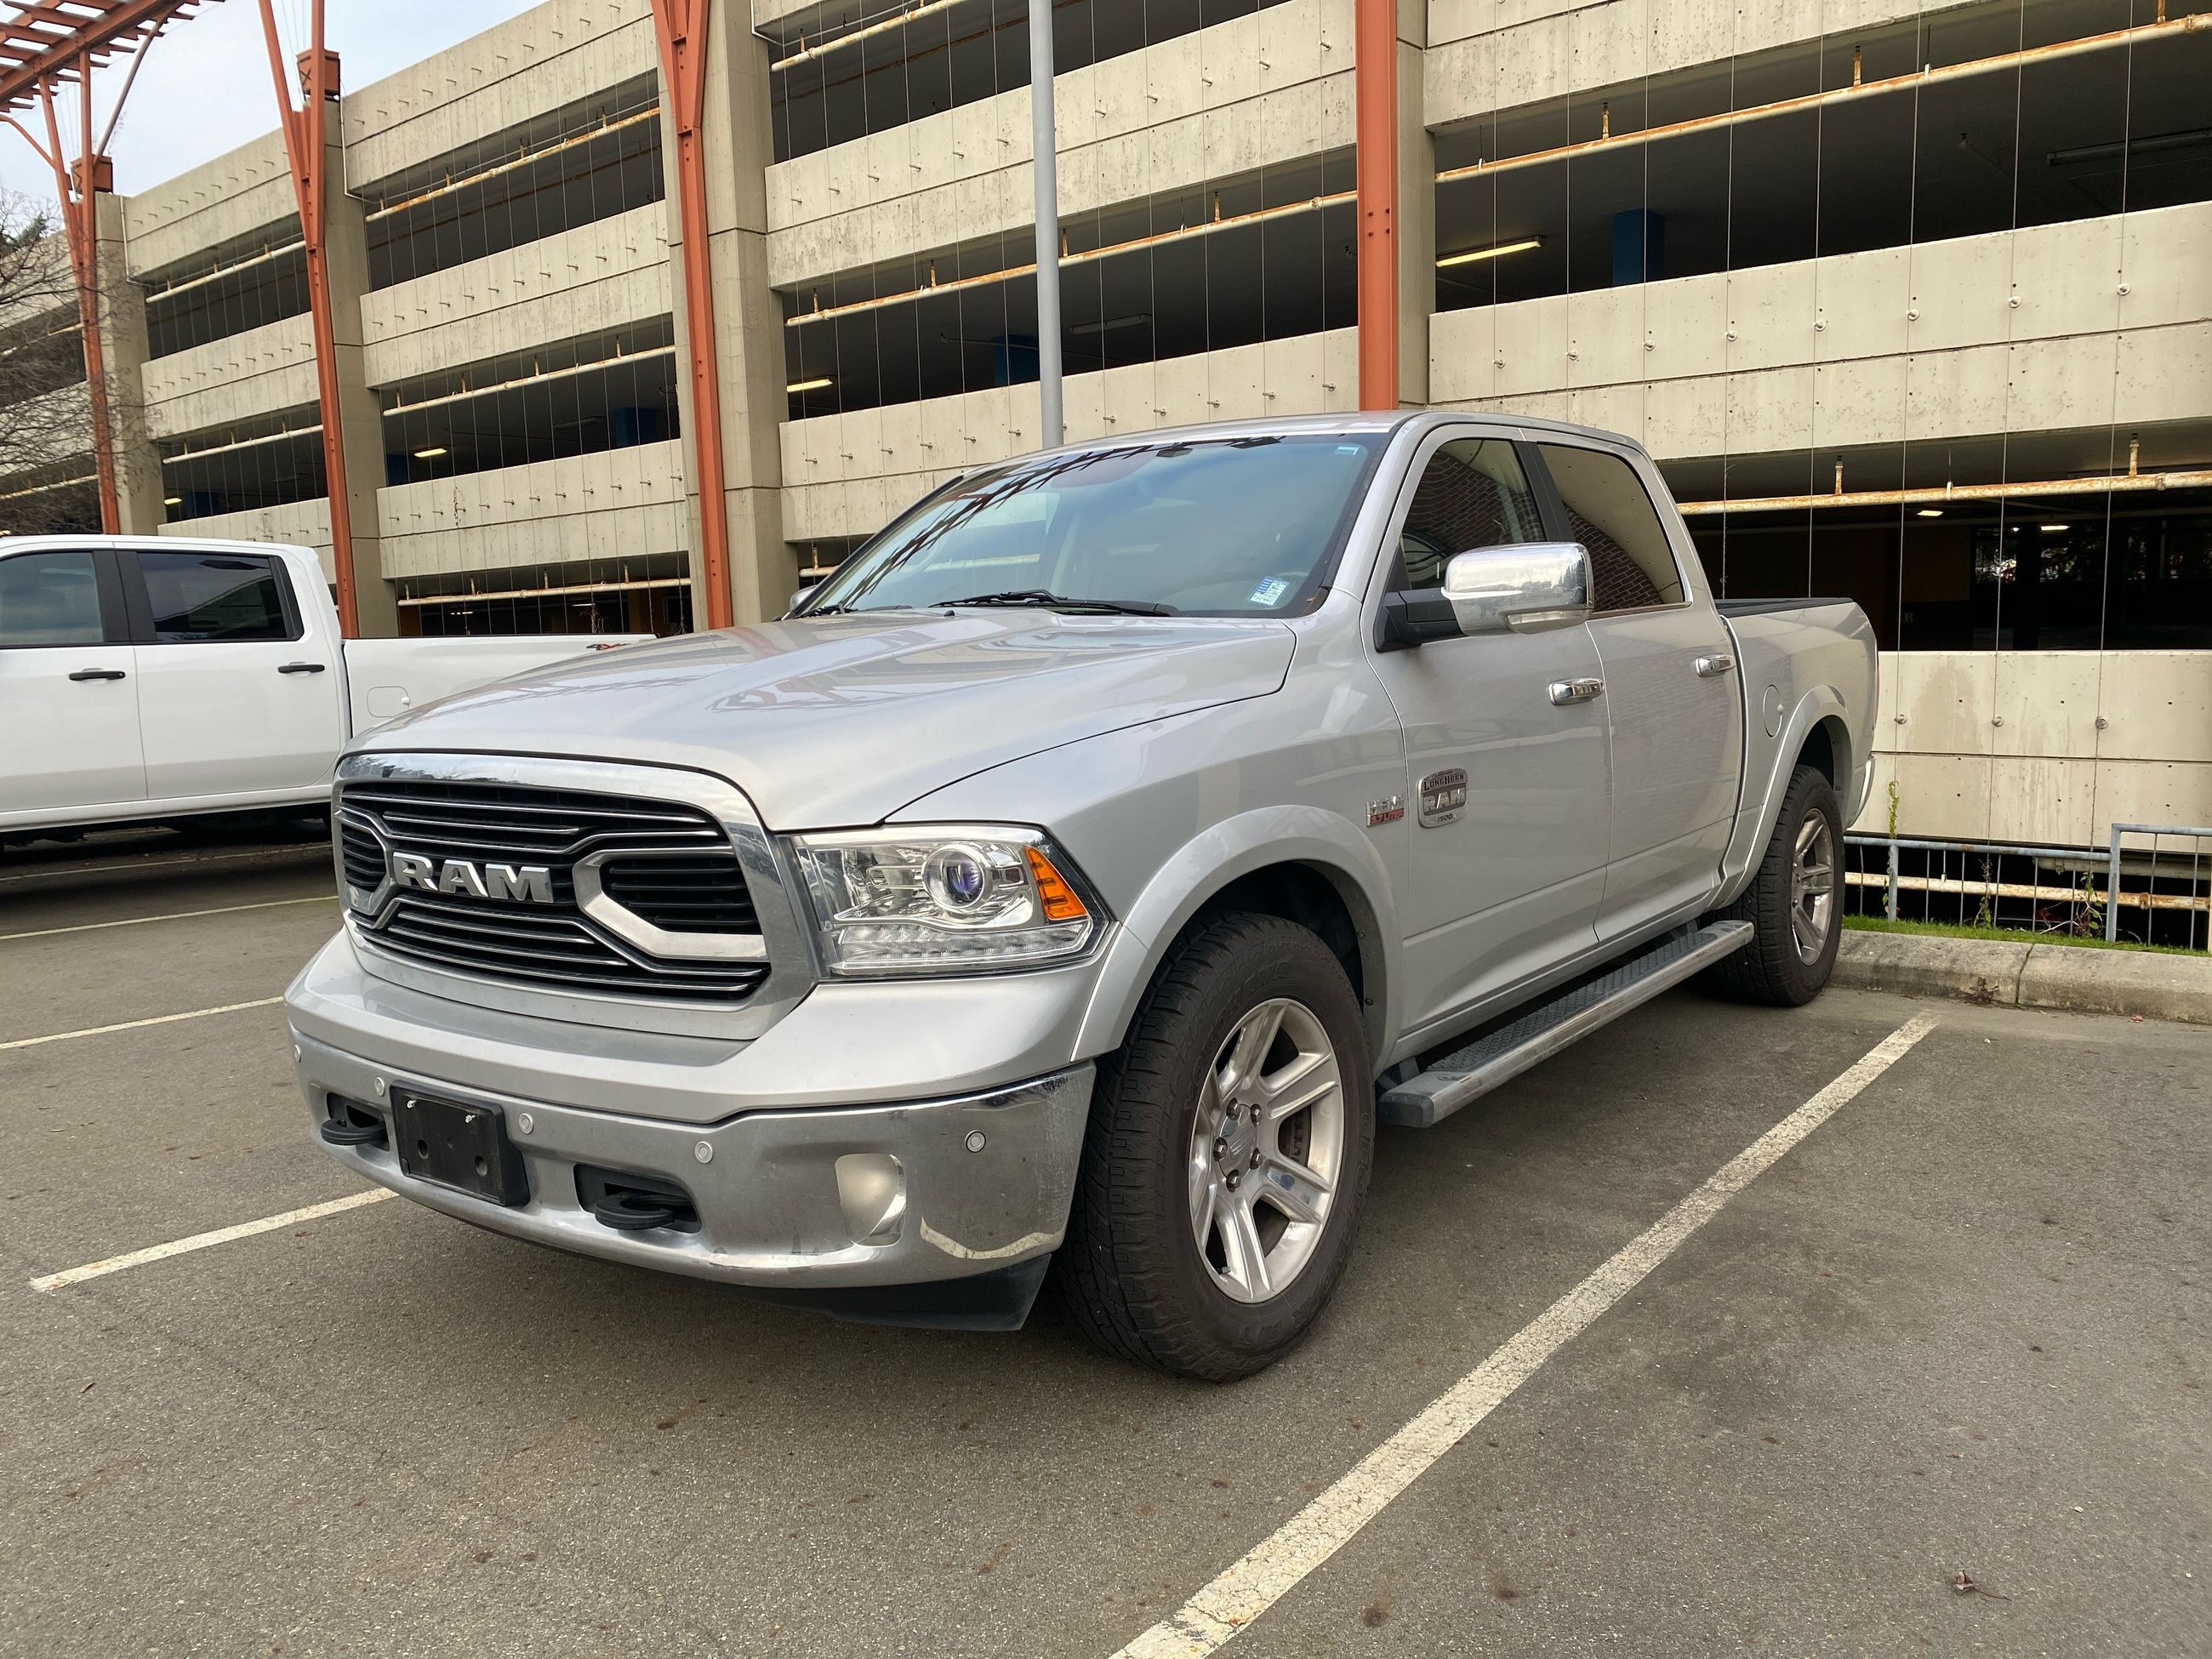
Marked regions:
[1,825,2204,1656]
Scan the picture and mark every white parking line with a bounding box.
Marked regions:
[0,846,327,884]
[30,1189,396,1292]
[0,997,285,1052]
[1115,1012,1941,1659]
[0,893,334,942]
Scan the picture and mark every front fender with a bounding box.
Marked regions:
[1070,804,1400,1070]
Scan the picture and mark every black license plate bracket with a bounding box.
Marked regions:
[391,1091,528,1206]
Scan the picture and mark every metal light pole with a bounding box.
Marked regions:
[1028,0,1062,448]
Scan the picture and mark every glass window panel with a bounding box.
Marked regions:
[1536,443,1687,609]
[136,551,295,643]
[1394,439,1544,588]
[0,551,105,645]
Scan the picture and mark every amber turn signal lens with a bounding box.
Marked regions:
[1023,845,1089,921]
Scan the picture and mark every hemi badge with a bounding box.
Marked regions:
[1365,795,1405,827]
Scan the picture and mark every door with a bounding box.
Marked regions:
[0,546,145,818]
[1531,441,1743,940]
[124,548,345,801]
[1365,433,1611,1034]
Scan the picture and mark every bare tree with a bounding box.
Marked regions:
[0,186,124,536]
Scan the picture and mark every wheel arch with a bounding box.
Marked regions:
[1073,807,1399,1071]
[1717,686,1856,908]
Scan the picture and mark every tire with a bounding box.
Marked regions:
[1054,912,1374,1381]
[1706,761,1844,1006]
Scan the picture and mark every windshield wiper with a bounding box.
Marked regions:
[932,589,1178,617]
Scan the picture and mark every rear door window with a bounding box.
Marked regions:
[1534,443,1687,612]
[0,550,111,646]
[133,550,299,642]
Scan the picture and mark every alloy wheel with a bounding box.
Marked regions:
[1186,996,1347,1303]
[1790,810,1836,963]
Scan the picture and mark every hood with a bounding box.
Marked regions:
[354,612,1296,828]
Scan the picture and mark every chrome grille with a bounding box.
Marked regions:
[336,817,385,892]
[339,776,767,1006]
[339,778,723,859]
[377,896,767,1001]
[596,853,759,932]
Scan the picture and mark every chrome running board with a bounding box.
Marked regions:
[1377,920,1754,1128]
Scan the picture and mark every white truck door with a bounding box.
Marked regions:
[124,546,345,800]
[0,545,145,819]
[1531,442,1744,941]
[1365,434,1611,1034]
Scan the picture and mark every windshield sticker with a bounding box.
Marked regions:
[1248,577,1291,607]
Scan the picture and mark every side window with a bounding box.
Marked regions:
[1394,438,1544,590]
[134,550,298,643]
[0,551,108,646]
[1534,443,1686,612]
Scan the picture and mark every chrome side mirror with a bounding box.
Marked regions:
[1442,542,1591,635]
[787,582,820,616]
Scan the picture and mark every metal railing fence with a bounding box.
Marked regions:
[1840,824,2211,953]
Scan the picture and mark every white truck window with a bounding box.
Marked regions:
[136,550,299,643]
[1535,443,1686,612]
[1394,438,1545,589]
[0,551,105,646]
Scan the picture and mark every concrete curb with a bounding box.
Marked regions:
[1833,932,2212,1025]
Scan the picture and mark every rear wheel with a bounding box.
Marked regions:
[1707,761,1843,1006]
[1055,912,1373,1381]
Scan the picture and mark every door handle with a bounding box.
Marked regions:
[68,667,127,681]
[1694,653,1736,677]
[277,661,328,674]
[1547,676,1605,705]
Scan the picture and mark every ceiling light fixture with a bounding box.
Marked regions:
[1069,313,1151,338]
[1916,508,1943,517]
[787,377,833,392]
[413,446,448,459]
[1436,237,1542,268]
[2039,523,2070,533]
[163,495,181,505]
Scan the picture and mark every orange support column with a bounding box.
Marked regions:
[32,71,120,533]
[257,1,361,635]
[651,0,735,632]
[1354,0,1400,411]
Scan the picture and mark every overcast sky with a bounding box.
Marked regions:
[1,0,542,206]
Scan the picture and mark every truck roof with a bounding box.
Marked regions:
[1017,407,1652,462]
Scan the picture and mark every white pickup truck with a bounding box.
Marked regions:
[0,535,642,845]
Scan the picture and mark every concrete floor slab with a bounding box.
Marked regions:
[3,837,2205,1657]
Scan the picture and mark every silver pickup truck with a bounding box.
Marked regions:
[286,412,1876,1379]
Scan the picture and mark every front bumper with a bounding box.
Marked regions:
[294,1024,1092,1307]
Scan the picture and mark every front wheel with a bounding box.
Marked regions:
[1054,913,1374,1381]
[1706,761,1844,1006]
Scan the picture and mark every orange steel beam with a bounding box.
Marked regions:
[1353,0,1397,410]
[0,2,199,535]
[255,0,361,636]
[651,0,734,631]
[0,0,202,112]
[17,69,120,529]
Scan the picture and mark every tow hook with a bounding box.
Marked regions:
[590,1190,685,1230]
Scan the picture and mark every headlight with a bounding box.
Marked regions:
[789,825,1104,976]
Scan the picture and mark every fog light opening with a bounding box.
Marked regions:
[835,1153,907,1246]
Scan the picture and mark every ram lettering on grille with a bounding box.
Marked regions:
[390,852,556,905]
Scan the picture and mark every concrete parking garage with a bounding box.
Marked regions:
[2,834,2205,1657]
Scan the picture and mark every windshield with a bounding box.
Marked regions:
[798,434,1387,617]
